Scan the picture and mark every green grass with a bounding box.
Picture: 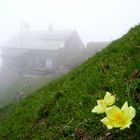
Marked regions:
[0,24,140,140]
[0,76,54,108]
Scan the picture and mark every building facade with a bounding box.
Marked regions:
[1,30,84,76]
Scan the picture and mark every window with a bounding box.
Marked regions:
[46,58,53,68]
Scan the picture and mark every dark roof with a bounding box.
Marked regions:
[2,30,75,50]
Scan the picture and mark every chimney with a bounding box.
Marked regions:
[48,24,53,31]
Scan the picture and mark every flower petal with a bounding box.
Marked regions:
[104,92,115,106]
[120,121,132,130]
[121,102,136,120]
[92,105,107,114]
[129,106,136,120]
[106,105,120,120]
[97,99,105,106]
[108,119,123,128]
[121,101,128,111]
[101,117,113,129]
[121,102,129,119]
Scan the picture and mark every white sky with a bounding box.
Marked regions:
[0,0,140,45]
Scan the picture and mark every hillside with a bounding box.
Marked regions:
[0,76,55,108]
[0,25,140,139]
[0,42,108,109]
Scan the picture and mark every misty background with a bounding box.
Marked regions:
[0,0,140,64]
[0,0,140,108]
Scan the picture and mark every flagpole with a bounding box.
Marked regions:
[20,20,23,48]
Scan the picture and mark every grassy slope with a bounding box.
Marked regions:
[0,25,140,140]
[0,76,55,108]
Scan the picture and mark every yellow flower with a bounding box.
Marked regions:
[92,92,115,114]
[101,102,136,130]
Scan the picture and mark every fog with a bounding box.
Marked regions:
[0,0,140,107]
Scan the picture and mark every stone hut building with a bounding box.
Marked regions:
[1,30,84,76]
